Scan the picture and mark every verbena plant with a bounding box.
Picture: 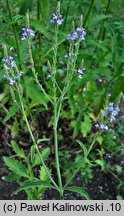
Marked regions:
[1,1,123,200]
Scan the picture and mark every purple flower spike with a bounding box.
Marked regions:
[68,31,78,41]
[68,26,86,41]
[21,27,35,40]
[105,102,120,122]
[50,13,63,25]
[3,56,24,85]
[3,56,16,68]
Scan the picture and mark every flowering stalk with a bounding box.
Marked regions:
[20,14,59,190]
[3,45,59,192]
[25,13,54,105]
[17,90,58,190]
[6,0,21,69]
[51,2,63,198]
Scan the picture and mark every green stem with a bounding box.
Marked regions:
[106,167,123,184]
[6,0,21,68]
[86,131,102,157]
[84,0,95,26]
[52,24,63,198]
[37,0,41,47]
[54,110,63,198]
[17,90,59,190]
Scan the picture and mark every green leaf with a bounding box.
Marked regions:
[4,104,19,122]
[81,115,92,137]
[39,166,50,181]
[65,186,90,200]
[31,145,35,164]
[40,0,49,19]
[25,77,48,109]
[11,119,19,138]
[4,172,21,182]
[37,138,50,144]
[32,147,50,167]
[3,157,29,178]
[95,159,106,171]
[13,180,55,194]
[11,141,26,159]
[96,136,103,145]
[76,140,88,158]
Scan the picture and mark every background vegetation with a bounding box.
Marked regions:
[0,0,124,200]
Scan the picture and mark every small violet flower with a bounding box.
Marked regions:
[95,102,120,132]
[68,31,78,41]
[76,67,86,79]
[21,27,35,40]
[95,123,109,131]
[50,13,63,25]
[64,53,74,58]
[3,56,16,68]
[104,102,120,122]
[9,78,15,85]
[3,56,24,85]
[68,27,86,41]
[47,73,52,79]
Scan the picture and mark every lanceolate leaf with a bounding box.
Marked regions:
[11,141,26,159]
[32,147,50,167]
[13,180,55,194]
[65,186,90,200]
[4,104,19,122]
[3,157,29,178]
[76,140,88,158]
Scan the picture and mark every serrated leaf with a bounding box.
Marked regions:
[39,166,50,181]
[32,147,50,167]
[4,104,19,122]
[3,157,29,178]
[11,141,26,159]
[65,186,90,200]
[4,172,21,182]
[76,140,88,158]
[11,119,19,138]
[13,180,55,194]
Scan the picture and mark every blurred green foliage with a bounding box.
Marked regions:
[0,0,124,199]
